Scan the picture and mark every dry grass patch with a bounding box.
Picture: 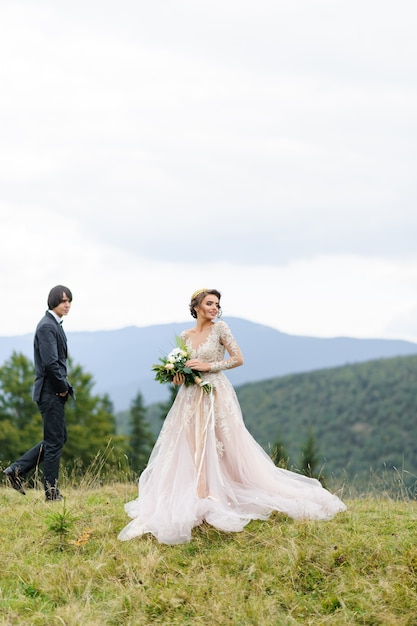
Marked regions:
[1,483,417,625]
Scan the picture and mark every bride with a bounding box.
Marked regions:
[118,289,346,544]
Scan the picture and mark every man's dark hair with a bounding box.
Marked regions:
[47,285,73,309]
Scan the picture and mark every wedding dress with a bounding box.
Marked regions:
[118,320,346,544]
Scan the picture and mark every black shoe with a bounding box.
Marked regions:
[3,467,26,495]
[45,488,64,501]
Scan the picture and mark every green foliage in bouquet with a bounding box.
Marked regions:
[152,336,213,394]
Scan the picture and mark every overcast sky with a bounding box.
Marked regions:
[1,0,417,342]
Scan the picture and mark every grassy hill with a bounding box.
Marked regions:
[1,480,417,624]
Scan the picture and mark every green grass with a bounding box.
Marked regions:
[1,480,417,625]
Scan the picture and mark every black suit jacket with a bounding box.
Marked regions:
[32,311,70,402]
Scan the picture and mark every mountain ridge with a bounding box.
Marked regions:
[1,317,416,411]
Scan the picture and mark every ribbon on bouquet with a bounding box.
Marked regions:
[194,386,215,495]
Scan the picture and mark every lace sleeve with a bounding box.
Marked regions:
[209,322,244,372]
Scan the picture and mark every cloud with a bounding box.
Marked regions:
[2,203,416,344]
[0,1,417,341]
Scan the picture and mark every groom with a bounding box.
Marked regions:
[3,285,74,501]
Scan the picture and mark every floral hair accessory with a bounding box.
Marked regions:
[191,288,209,301]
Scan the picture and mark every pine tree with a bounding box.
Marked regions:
[270,435,289,469]
[300,428,325,484]
[0,352,128,474]
[63,358,128,470]
[128,391,155,476]
[0,352,42,463]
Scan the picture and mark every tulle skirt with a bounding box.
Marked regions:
[118,373,346,544]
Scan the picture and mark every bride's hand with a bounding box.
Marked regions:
[173,372,185,385]
[185,359,210,372]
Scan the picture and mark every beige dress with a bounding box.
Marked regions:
[118,320,346,544]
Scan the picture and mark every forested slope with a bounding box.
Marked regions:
[236,355,417,485]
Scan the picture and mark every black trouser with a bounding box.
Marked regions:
[12,391,67,494]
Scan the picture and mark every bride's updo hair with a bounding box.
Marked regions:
[189,289,222,319]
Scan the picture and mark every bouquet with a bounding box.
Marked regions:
[152,336,214,394]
